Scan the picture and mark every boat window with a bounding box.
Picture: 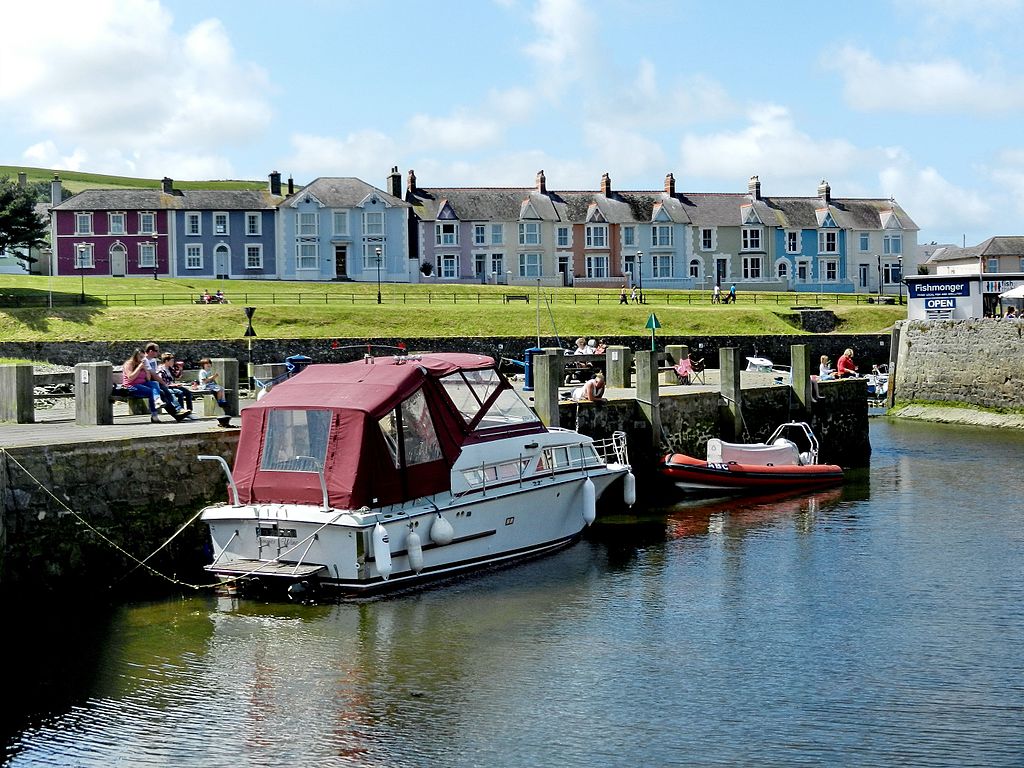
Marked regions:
[400,390,443,465]
[261,409,331,472]
[461,459,528,487]
[378,412,401,468]
[475,389,540,430]
[440,369,504,424]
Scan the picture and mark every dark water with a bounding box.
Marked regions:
[3,419,1023,767]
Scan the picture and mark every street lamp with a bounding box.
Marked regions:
[375,247,382,304]
[877,254,882,300]
[897,255,904,304]
[636,250,643,302]
[42,247,52,308]
[77,245,86,304]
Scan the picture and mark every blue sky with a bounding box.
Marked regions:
[2,0,1023,246]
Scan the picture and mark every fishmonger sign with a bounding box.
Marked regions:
[907,280,970,299]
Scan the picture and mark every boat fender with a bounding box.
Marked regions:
[406,529,424,574]
[799,451,813,466]
[623,471,637,507]
[256,384,271,401]
[582,477,596,526]
[373,523,392,581]
[429,513,454,546]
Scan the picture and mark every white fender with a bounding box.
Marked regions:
[582,477,596,526]
[406,529,424,574]
[256,384,271,401]
[429,513,454,546]
[623,471,637,507]
[372,523,392,581]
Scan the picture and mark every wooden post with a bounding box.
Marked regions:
[0,364,34,423]
[719,347,743,440]
[604,345,632,388]
[790,344,812,409]
[634,350,661,450]
[532,350,561,428]
[211,358,239,416]
[75,362,114,426]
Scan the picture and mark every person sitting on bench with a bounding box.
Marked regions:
[198,358,233,426]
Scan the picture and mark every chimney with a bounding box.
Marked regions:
[600,172,611,197]
[50,173,63,206]
[288,175,295,195]
[17,172,27,188]
[269,170,281,196]
[664,172,675,196]
[161,176,173,194]
[817,179,831,204]
[536,169,547,194]
[407,169,417,194]
[748,175,761,200]
[387,166,402,198]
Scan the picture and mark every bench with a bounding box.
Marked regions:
[503,294,530,303]
[110,370,234,417]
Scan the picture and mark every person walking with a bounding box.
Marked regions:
[619,285,628,304]
[729,283,737,304]
[712,284,721,304]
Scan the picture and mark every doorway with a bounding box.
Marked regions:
[110,244,126,277]
[716,257,728,284]
[215,245,230,279]
[334,245,347,279]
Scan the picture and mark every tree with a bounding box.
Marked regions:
[0,176,49,268]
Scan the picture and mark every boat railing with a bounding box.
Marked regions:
[592,431,629,467]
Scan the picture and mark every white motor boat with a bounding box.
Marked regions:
[199,352,633,598]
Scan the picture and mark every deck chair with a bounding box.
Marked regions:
[674,357,705,385]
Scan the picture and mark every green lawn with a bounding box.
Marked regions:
[0,165,266,194]
[0,275,905,341]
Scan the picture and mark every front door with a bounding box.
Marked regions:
[215,245,229,279]
[334,245,347,279]
[110,245,126,277]
[716,257,728,284]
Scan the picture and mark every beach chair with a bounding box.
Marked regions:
[674,357,706,385]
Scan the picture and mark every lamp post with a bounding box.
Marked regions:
[77,246,86,304]
[897,255,904,305]
[877,254,882,300]
[636,250,643,302]
[536,277,542,348]
[375,247,382,304]
[43,247,52,308]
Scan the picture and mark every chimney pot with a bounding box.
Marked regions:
[600,173,611,197]
[269,170,282,196]
[818,179,831,203]
[50,174,63,206]
[536,170,547,194]
[161,177,173,194]
[407,169,417,194]
[748,174,761,200]
[664,172,675,196]
[387,166,402,198]
[288,175,294,195]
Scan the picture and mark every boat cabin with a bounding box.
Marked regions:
[230,354,545,510]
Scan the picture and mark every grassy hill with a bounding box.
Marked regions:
[0,164,267,194]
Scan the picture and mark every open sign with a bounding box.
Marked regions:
[924,297,956,309]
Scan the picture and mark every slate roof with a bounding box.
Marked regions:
[52,189,183,211]
[283,177,409,209]
[180,190,283,209]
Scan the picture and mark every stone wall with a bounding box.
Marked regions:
[894,319,1024,410]
[1,333,890,371]
[0,431,238,597]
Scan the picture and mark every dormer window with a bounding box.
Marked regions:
[435,221,459,246]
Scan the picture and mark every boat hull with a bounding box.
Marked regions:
[661,453,843,493]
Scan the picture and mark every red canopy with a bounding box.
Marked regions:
[232,354,497,509]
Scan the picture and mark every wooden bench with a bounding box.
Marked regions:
[503,294,530,303]
[110,370,233,416]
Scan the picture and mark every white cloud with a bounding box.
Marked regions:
[679,104,861,187]
[284,132,400,181]
[827,46,1024,113]
[407,111,504,153]
[582,123,666,180]
[879,158,991,235]
[522,0,597,98]
[0,0,272,178]
[604,61,736,130]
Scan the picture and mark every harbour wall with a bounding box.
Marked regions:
[893,319,1024,411]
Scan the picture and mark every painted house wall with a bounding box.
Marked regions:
[54,210,170,277]
[174,210,277,279]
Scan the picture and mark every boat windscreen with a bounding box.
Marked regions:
[440,369,501,423]
[475,388,540,430]
[260,409,332,472]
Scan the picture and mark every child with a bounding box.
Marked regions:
[198,358,233,427]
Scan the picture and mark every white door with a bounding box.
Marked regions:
[215,245,229,279]
[110,245,126,277]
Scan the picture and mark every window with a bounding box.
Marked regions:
[585,224,607,248]
[986,257,998,273]
[109,212,125,235]
[75,243,94,268]
[557,226,570,248]
[653,253,673,277]
[214,212,229,235]
[818,230,838,254]
[883,234,902,255]
[652,225,673,247]
[246,212,261,236]
[139,212,156,234]
[777,261,788,279]
[474,224,486,246]
[742,255,762,279]
[519,222,541,246]
[75,213,92,235]
[585,254,608,278]
[824,260,838,281]
[261,409,332,472]
[332,211,348,236]
[298,212,318,236]
[364,211,384,236]
[883,262,901,284]
[363,244,384,270]
[435,221,458,246]
[439,253,458,278]
[185,212,201,236]
[519,252,541,277]
[491,224,503,245]
[378,391,443,467]
[185,244,203,269]
[859,233,869,251]
[859,264,869,288]
[623,226,635,247]
[701,227,713,251]
[688,258,701,279]
[742,227,762,251]
[491,253,504,275]
[138,242,156,268]
[246,244,262,269]
[786,231,799,253]
[1020,257,1024,272]
[297,243,318,270]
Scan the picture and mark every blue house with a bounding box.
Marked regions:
[279,171,412,282]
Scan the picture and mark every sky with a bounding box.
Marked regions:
[2,0,1023,246]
